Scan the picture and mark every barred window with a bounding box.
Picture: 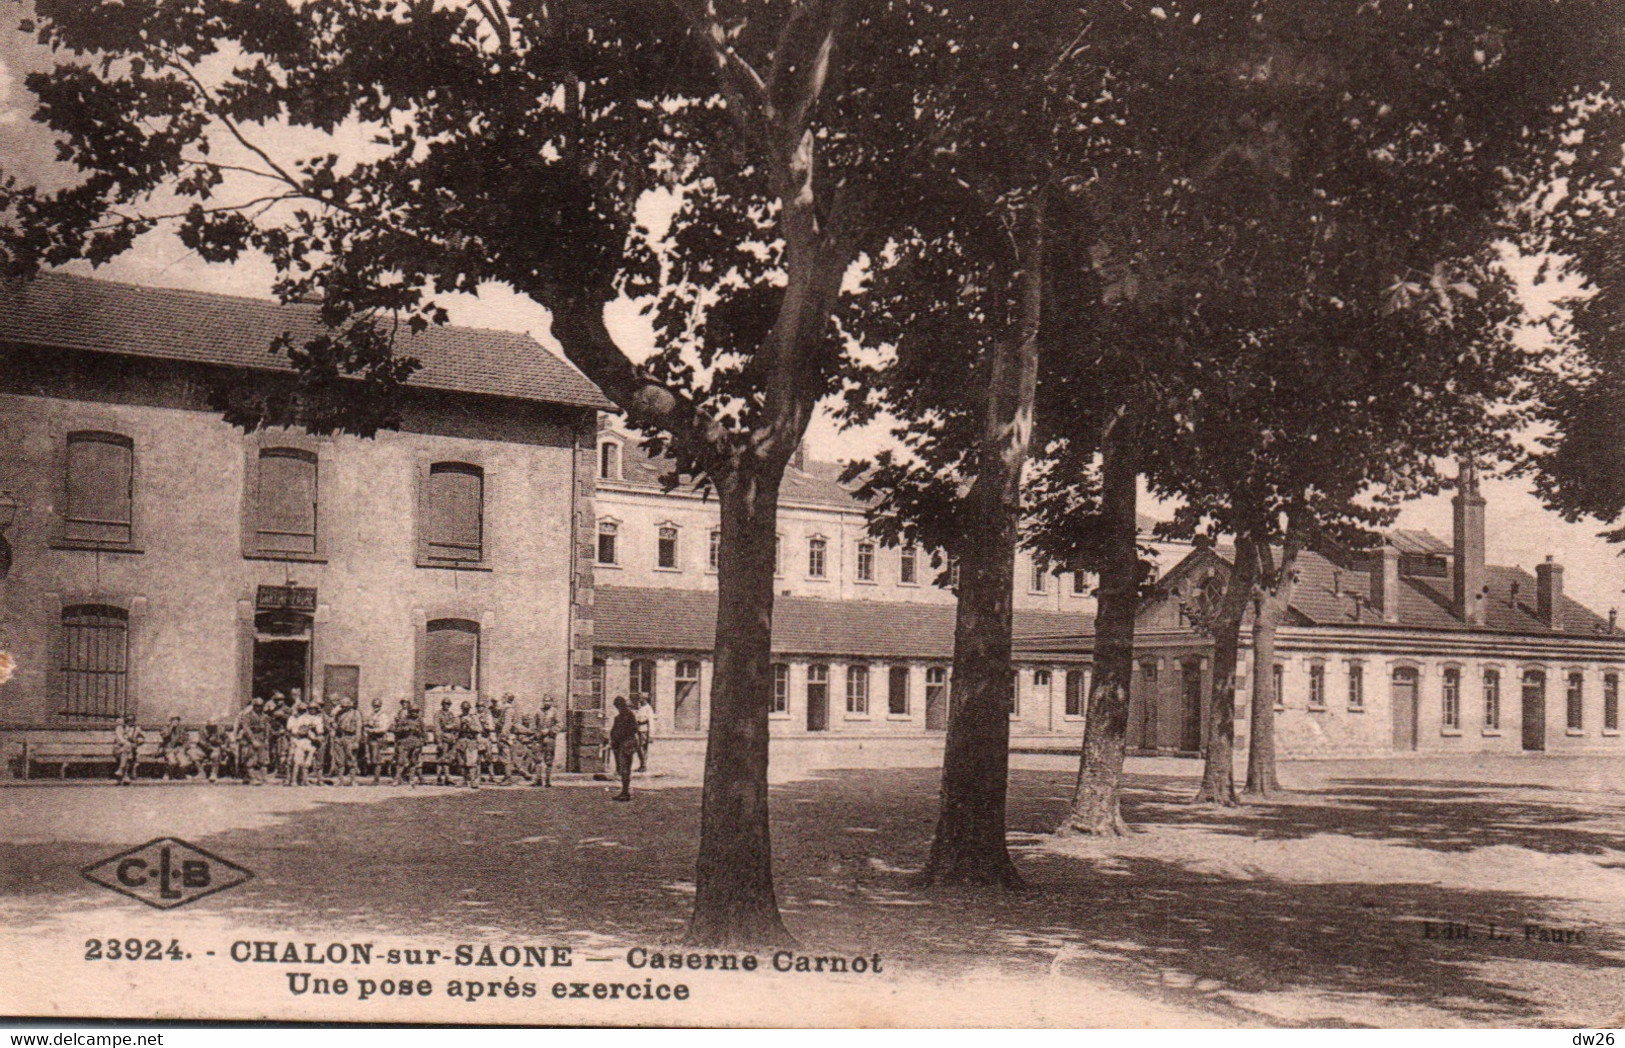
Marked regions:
[58,604,131,721]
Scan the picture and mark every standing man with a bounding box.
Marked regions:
[365,698,394,785]
[608,697,639,802]
[331,696,363,787]
[286,702,318,787]
[457,699,483,789]
[393,699,425,787]
[632,696,653,773]
[534,696,561,788]
[433,697,459,786]
[267,693,290,784]
[238,698,269,786]
[112,715,145,785]
[496,694,518,784]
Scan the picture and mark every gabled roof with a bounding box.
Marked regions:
[1158,542,1620,640]
[0,271,613,410]
[594,585,1094,659]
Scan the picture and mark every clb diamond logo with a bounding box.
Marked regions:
[82,837,253,909]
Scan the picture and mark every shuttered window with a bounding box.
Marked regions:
[58,604,131,721]
[254,448,318,554]
[64,432,133,545]
[425,463,484,563]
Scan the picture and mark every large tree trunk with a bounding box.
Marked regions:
[688,464,794,947]
[1242,533,1303,799]
[923,202,1045,887]
[1061,419,1140,836]
[1191,535,1258,806]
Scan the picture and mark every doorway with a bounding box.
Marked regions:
[1522,670,1546,751]
[806,664,829,732]
[1391,667,1419,751]
[1180,658,1204,752]
[252,610,312,702]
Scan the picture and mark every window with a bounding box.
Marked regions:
[592,658,605,709]
[772,664,790,715]
[948,559,961,589]
[657,525,679,569]
[57,604,131,721]
[1349,663,1365,709]
[1073,570,1087,596]
[808,536,827,578]
[64,432,133,545]
[1031,560,1047,593]
[597,521,618,565]
[900,546,917,585]
[1483,669,1501,730]
[1309,663,1326,708]
[1034,668,1052,688]
[1567,671,1584,731]
[424,619,479,692]
[888,666,909,716]
[846,664,870,715]
[857,542,875,582]
[1065,668,1090,717]
[675,659,701,730]
[1605,673,1619,731]
[252,447,317,555]
[424,462,483,563]
[1141,660,1159,684]
[1272,664,1284,709]
[1442,667,1461,730]
[775,536,783,575]
[598,441,620,480]
[807,664,829,729]
[630,658,656,708]
[708,530,721,572]
[1010,670,1020,716]
[925,666,948,715]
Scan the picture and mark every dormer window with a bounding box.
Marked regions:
[599,440,621,481]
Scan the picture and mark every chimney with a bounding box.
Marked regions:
[1369,545,1401,624]
[1610,608,1618,633]
[1536,555,1564,630]
[1452,458,1487,626]
[789,441,807,472]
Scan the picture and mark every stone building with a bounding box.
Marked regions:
[0,273,608,766]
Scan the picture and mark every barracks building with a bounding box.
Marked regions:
[0,273,609,772]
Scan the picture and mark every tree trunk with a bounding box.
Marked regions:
[1242,533,1303,799]
[923,201,1044,887]
[688,464,795,947]
[1061,419,1140,836]
[1192,535,1258,806]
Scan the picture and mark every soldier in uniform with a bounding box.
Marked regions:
[509,713,536,785]
[474,695,497,781]
[458,699,483,789]
[237,698,270,785]
[534,696,561,788]
[365,698,394,784]
[196,719,227,782]
[392,699,425,786]
[112,715,145,785]
[433,697,459,785]
[267,693,290,783]
[331,696,363,786]
[160,715,191,780]
[494,694,519,784]
[286,702,318,786]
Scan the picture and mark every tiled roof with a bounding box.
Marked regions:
[594,585,1095,659]
[1388,529,1452,556]
[0,271,613,410]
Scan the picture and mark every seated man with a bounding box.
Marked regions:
[161,716,191,781]
[112,715,145,785]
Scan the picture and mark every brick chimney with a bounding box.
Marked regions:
[1369,545,1401,624]
[1452,458,1487,626]
[1536,555,1564,630]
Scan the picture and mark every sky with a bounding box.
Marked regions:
[3,9,1624,616]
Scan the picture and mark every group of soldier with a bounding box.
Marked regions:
[111,690,567,789]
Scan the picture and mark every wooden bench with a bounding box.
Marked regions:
[17,732,166,780]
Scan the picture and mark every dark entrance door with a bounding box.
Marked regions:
[1391,667,1419,751]
[806,666,829,732]
[1522,670,1546,751]
[1181,659,1204,752]
[253,638,310,701]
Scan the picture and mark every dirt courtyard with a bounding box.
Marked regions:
[2,754,1623,1027]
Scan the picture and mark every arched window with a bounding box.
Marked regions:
[424,463,484,562]
[253,447,318,555]
[856,541,875,582]
[899,545,918,585]
[807,536,827,578]
[1483,668,1502,729]
[58,604,131,721]
[708,530,721,572]
[424,619,480,692]
[630,658,656,708]
[64,431,134,545]
[772,664,790,714]
[597,520,619,565]
[599,441,621,480]
[1442,666,1461,729]
[1065,668,1090,718]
